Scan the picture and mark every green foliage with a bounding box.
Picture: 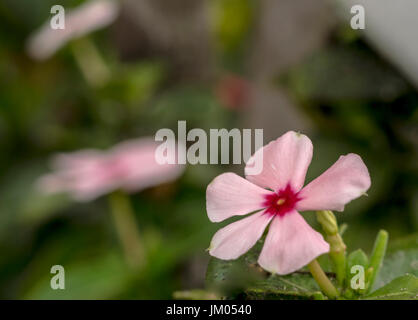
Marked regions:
[374,234,418,291]
[206,234,418,300]
[344,249,368,297]
[367,230,389,292]
[365,275,418,300]
[206,240,328,300]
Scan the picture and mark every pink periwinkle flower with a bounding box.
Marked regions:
[206,131,371,275]
[38,138,185,202]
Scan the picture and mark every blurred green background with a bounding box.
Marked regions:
[0,0,417,299]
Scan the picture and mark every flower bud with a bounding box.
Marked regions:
[316,210,338,235]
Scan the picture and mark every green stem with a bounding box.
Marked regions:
[367,230,388,293]
[71,37,111,87]
[108,191,145,268]
[327,233,346,286]
[307,260,339,299]
[316,210,347,287]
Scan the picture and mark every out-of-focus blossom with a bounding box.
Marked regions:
[206,131,371,275]
[215,74,250,110]
[37,138,185,202]
[26,0,119,61]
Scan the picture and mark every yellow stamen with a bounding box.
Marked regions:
[277,198,286,205]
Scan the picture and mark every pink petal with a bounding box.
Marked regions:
[37,170,119,202]
[27,0,120,61]
[37,137,186,202]
[296,153,371,212]
[38,151,120,202]
[109,138,185,192]
[209,211,273,260]
[245,131,313,192]
[206,173,272,222]
[258,210,329,275]
[51,150,105,170]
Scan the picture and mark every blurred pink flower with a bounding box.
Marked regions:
[38,138,185,202]
[26,0,119,61]
[206,131,371,275]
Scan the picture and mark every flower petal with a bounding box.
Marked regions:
[27,0,119,61]
[206,173,272,222]
[110,138,185,192]
[37,137,186,202]
[37,151,120,202]
[245,131,313,192]
[209,211,273,260]
[258,210,329,275]
[296,153,371,212]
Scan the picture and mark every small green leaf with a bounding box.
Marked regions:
[367,230,388,292]
[373,233,418,291]
[347,249,369,270]
[374,248,418,290]
[243,273,325,300]
[345,249,369,297]
[364,274,418,300]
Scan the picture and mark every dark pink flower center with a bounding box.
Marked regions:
[263,184,301,217]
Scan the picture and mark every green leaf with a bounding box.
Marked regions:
[345,249,369,296]
[367,230,388,292]
[205,240,328,300]
[373,234,418,291]
[347,249,369,271]
[365,274,418,300]
[243,273,325,300]
[374,249,418,290]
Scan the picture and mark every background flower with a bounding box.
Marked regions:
[38,138,185,202]
[26,0,119,61]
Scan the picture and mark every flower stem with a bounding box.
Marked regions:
[71,37,111,87]
[108,191,145,268]
[308,260,339,299]
[326,233,346,286]
[316,210,347,286]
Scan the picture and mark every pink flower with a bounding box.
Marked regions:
[38,138,185,202]
[206,131,371,275]
[26,0,119,61]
